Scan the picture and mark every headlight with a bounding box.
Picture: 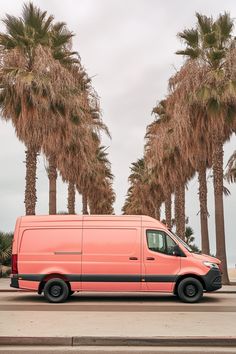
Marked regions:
[203,261,219,269]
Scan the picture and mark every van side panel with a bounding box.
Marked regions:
[18,227,82,291]
[82,226,141,291]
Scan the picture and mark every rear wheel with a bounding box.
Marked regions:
[177,277,203,303]
[44,278,69,303]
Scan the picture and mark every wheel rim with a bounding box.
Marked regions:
[50,284,62,297]
[184,284,197,297]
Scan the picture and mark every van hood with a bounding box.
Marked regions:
[191,253,221,264]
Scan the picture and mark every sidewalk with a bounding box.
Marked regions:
[1,278,236,293]
[0,311,236,347]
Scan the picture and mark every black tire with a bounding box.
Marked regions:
[44,278,69,303]
[177,277,203,303]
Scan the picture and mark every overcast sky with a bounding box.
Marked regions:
[0,0,236,266]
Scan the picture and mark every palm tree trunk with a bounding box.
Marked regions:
[67,182,75,214]
[212,134,230,284]
[48,154,57,215]
[175,184,185,239]
[89,204,95,214]
[165,193,172,229]
[82,192,89,214]
[155,206,160,220]
[179,183,185,240]
[174,190,180,236]
[198,164,210,255]
[24,148,38,215]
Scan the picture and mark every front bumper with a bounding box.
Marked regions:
[202,268,222,291]
[10,275,19,289]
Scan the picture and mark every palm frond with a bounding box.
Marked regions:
[215,12,234,42]
[177,28,199,47]
[223,185,231,196]
[176,48,200,59]
[204,31,217,47]
[196,13,212,35]
[2,15,25,38]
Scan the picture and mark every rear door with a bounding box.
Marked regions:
[143,229,181,292]
[18,227,82,288]
[82,227,141,291]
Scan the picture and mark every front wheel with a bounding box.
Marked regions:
[44,278,69,303]
[177,277,203,303]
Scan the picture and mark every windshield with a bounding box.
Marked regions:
[168,230,194,253]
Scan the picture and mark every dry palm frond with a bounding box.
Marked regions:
[0,45,81,149]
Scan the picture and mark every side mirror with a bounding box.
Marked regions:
[173,245,182,257]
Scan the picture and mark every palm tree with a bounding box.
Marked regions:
[127,158,152,215]
[0,2,77,215]
[145,101,172,223]
[43,64,91,215]
[68,182,76,214]
[145,98,195,239]
[83,144,115,215]
[176,12,236,283]
[123,155,165,219]
[164,193,172,230]
[169,70,212,254]
[47,154,58,215]
[45,23,79,215]
[185,226,200,253]
[56,121,93,214]
[56,88,112,215]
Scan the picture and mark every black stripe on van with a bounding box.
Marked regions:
[145,275,177,282]
[17,274,45,282]
[81,274,142,282]
[16,274,176,283]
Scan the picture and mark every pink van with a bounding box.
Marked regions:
[11,215,222,303]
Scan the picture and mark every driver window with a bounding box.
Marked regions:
[165,234,177,255]
[146,230,177,256]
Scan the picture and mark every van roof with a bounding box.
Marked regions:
[19,214,165,228]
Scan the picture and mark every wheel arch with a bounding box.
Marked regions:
[38,273,71,294]
[174,273,205,294]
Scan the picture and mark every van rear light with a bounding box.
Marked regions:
[11,254,18,274]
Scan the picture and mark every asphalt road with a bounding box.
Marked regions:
[0,290,236,312]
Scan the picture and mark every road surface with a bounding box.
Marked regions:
[0,290,236,312]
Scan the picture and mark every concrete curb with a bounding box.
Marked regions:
[0,336,236,347]
[0,337,71,346]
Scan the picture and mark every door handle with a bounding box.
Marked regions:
[146,257,155,261]
[129,257,138,260]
